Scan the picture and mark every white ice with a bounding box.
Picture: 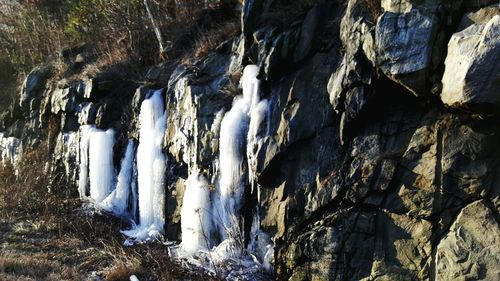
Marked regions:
[168,65,276,278]
[215,96,250,240]
[180,170,213,255]
[88,128,116,202]
[247,99,270,195]
[122,90,167,241]
[214,65,266,242]
[0,133,22,167]
[101,140,136,216]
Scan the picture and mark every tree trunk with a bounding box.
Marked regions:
[143,0,165,57]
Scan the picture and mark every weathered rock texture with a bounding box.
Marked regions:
[441,11,500,109]
[435,200,500,281]
[0,0,499,280]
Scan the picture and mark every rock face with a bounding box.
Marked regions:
[1,0,500,280]
[376,9,436,75]
[441,12,500,109]
[435,200,500,280]
[375,9,437,95]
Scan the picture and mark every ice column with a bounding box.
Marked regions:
[214,65,265,242]
[88,128,116,202]
[123,90,167,240]
[181,170,213,254]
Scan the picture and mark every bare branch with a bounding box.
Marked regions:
[143,0,165,57]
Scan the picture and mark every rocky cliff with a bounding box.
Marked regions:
[1,0,499,280]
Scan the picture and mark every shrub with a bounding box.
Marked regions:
[0,0,240,82]
[0,1,69,73]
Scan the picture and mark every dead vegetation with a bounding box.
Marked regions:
[0,0,241,83]
[181,20,241,67]
[0,144,218,281]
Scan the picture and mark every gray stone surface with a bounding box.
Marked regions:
[376,9,437,75]
[441,14,500,109]
[435,200,500,281]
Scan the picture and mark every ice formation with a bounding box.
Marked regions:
[78,125,94,197]
[0,133,22,167]
[215,95,250,240]
[247,99,270,195]
[88,128,116,202]
[214,65,267,242]
[180,170,213,255]
[54,132,79,185]
[62,65,274,275]
[177,65,274,273]
[101,140,136,216]
[122,90,167,240]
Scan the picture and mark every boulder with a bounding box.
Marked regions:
[435,200,500,281]
[458,4,500,30]
[376,9,437,95]
[441,13,500,109]
[284,209,432,281]
[19,66,51,114]
[376,9,436,75]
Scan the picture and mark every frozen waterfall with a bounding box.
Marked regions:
[101,140,136,217]
[89,128,116,202]
[0,133,22,168]
[77,126,116,202]
[180,170,213,255]
[214,65,265,243]
[122,90,167,240]
[216,95,250,240]
[177,65,274,272]
[78,125,93,197]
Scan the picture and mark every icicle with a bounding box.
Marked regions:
[240,64,261,107]
[122,90,167,240]
[215,97,250,240]
[248,209,274,270]
[101,140,136,216]
[88,128,115,202]
[247,99,270,195]
[175,65,275,275]
[59,132,79,184]
[215,64,270,238]
[180,170,213,255]
[263,244,275,272]
[213,64,268,253]
[0,133,22,169]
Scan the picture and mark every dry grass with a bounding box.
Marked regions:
[0,1,240,83]
[181,21,241,66]
[0,143,218,281]
[0,252,79,281]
